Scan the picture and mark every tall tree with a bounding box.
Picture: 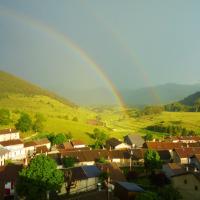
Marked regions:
[144,149,161,174]
[92,128,108,148]
[194,98,200,112]
[15,112,32,132]
[33,113,45,132]
[0,108,11,125]
[63,156,76,168]
[143,133,153,142]
[16,155,64,200]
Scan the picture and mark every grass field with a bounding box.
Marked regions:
[1,94,200,144]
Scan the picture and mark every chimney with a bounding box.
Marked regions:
[24,158,28,166]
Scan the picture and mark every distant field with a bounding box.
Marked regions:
[1,94,200,143]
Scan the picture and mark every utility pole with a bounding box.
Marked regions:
[130,150,133,171]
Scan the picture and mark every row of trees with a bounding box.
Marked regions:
[47,132,72,146]
[137,106,164,117]
[15,112,45,132]
[165,98,200,112]
[146,124,197,136]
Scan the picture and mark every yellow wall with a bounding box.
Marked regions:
[172,173,200,200]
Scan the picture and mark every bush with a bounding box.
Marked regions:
[63,156,76,168]
[72,117,78,122]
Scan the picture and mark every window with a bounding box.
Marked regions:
[184,179,187,184]
[195,186,198,191]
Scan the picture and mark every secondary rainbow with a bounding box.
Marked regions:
[0,6,129,110]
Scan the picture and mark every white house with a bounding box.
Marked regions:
[0,129,19,142]
[71,140,86,149]
[0,148,10,166]
[0,139,25,160]
[24,141,36,156]
[34,138,51,150]
[106,138,130,150]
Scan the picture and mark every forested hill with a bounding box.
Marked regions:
[0,70,75,107]
[180,91,200,106]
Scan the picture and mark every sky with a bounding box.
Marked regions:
[0,0,200,103]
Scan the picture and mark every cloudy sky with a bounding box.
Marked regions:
[0,0,200,103]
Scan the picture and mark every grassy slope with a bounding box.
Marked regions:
[0,70,75,107]
[1,94,200,142]
[1,71,200,143]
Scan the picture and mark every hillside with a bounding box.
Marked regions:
[1,70,200,142]
[0,71,137,142]
[180,91,200,106]
[0,70,75,107]
[121,83,200,106]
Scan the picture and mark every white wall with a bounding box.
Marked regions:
[0,132,20,142]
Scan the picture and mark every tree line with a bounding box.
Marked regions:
[146,124,197,136]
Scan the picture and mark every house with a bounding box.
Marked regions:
[96,162,126,183]
[124,134,144,148]
[157,150,171,163]
[0,139,25,160]
[58,141,90,151]
[106,138,130,150]
[162,163,186,178]
[71,140,86,149]
[60,165,101,195]
[59,149,144,167]
[173,147,200,164]
[144,142,186,158]
[190,154,200,171]
[34,138,51,150]
[171,172,200,200]
[0,148,10,166]
[0,129,19,142]
[0,164,22,199]
[59,142,74,150]
[166,136,200,143]
[24,141,36,156]
[36,145,49,154]
[114,181,144,200]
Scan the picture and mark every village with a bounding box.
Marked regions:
[0,128,200,200]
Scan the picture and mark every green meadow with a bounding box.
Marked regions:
[1,94,200,144]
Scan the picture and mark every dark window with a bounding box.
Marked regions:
[184,179,187,184]
[195,186,198,191]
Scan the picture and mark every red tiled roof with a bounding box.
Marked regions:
[144,142,186,150]
[0,139,23,147]
[0,164,22,197]
[0,164,22,182]
[175,147,200,158]
[63,142,73,149]
[0,128,18,135]
[96,163,126,182]
[36,145,49,154]
[24,141,37,148]
[34,138,50,146]
[166,136,200,142]
[106,138,122,148]
[59,149,143,162]
[71,140,85,146]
